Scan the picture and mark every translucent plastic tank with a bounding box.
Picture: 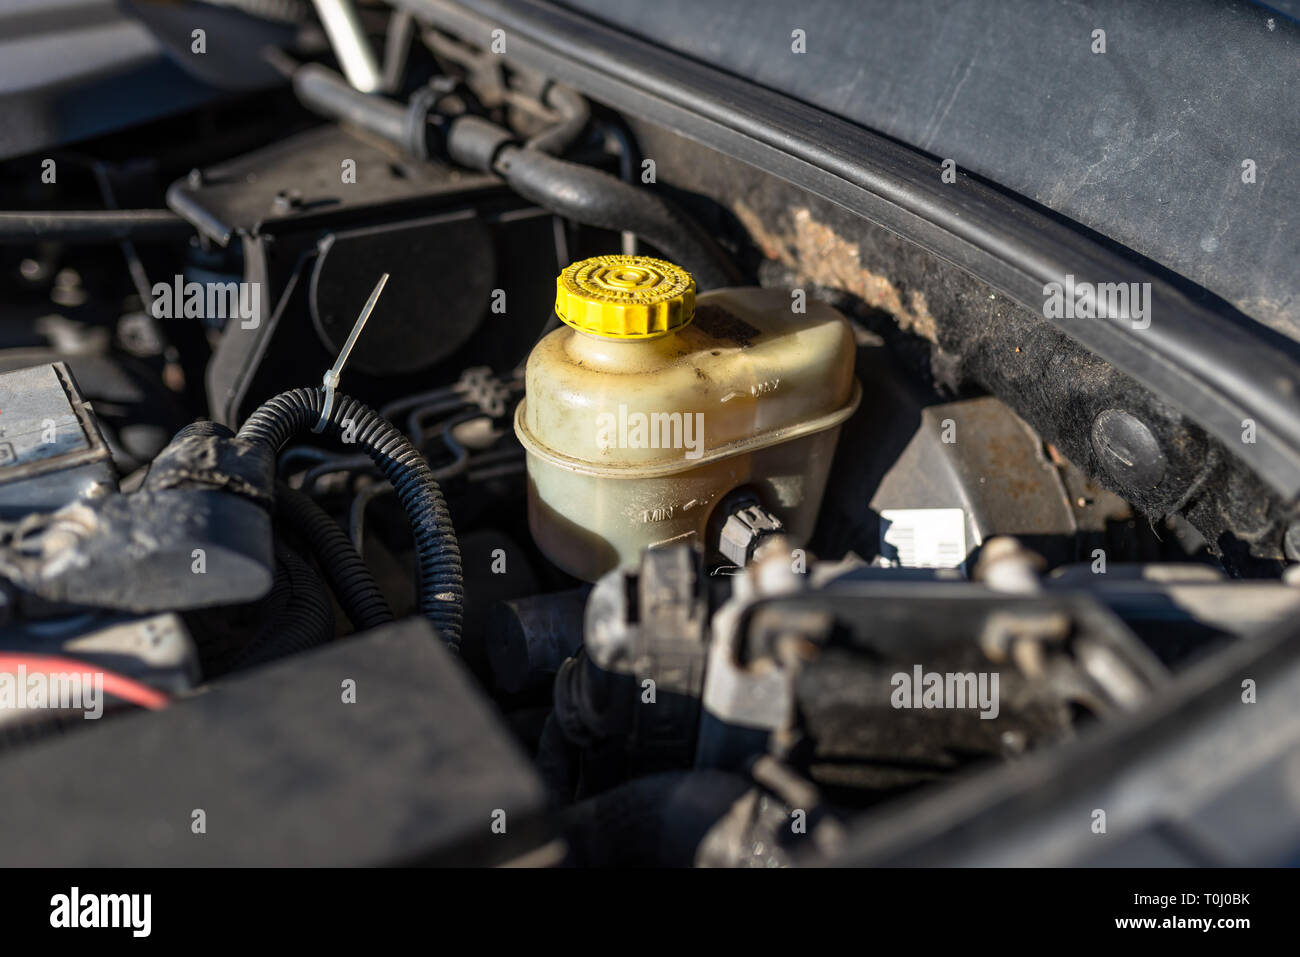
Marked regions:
[515,255,860,581]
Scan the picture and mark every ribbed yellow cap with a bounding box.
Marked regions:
[555,255,696,339]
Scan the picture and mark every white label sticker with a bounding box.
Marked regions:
[879,508,967,570]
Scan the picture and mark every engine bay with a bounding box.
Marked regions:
[1,1,1298,869]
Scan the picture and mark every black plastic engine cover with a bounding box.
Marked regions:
[0,618,554,866]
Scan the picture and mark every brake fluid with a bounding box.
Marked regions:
[515,255,860,581]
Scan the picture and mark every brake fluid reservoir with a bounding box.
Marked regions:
[515,255,860,581]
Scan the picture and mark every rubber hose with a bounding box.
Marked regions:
[293,63,408,144]
[282,60,738,287]
[237,388,464,649]
[493,144,741,290]
[274,482,394,630]
[228,544,335,671]
[536,710,579,806]
[524,84,591,155]
[0,210,194,244]
[561,770,754,867]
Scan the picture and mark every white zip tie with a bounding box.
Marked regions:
[314,272,389,434]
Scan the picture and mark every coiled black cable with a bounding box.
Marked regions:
[238,388,464,649]
[275,482,394,631]
[227,544,335,672]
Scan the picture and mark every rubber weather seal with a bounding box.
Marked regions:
[398,0,1300,501]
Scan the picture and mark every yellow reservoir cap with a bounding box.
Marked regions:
[555,255,696,340]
